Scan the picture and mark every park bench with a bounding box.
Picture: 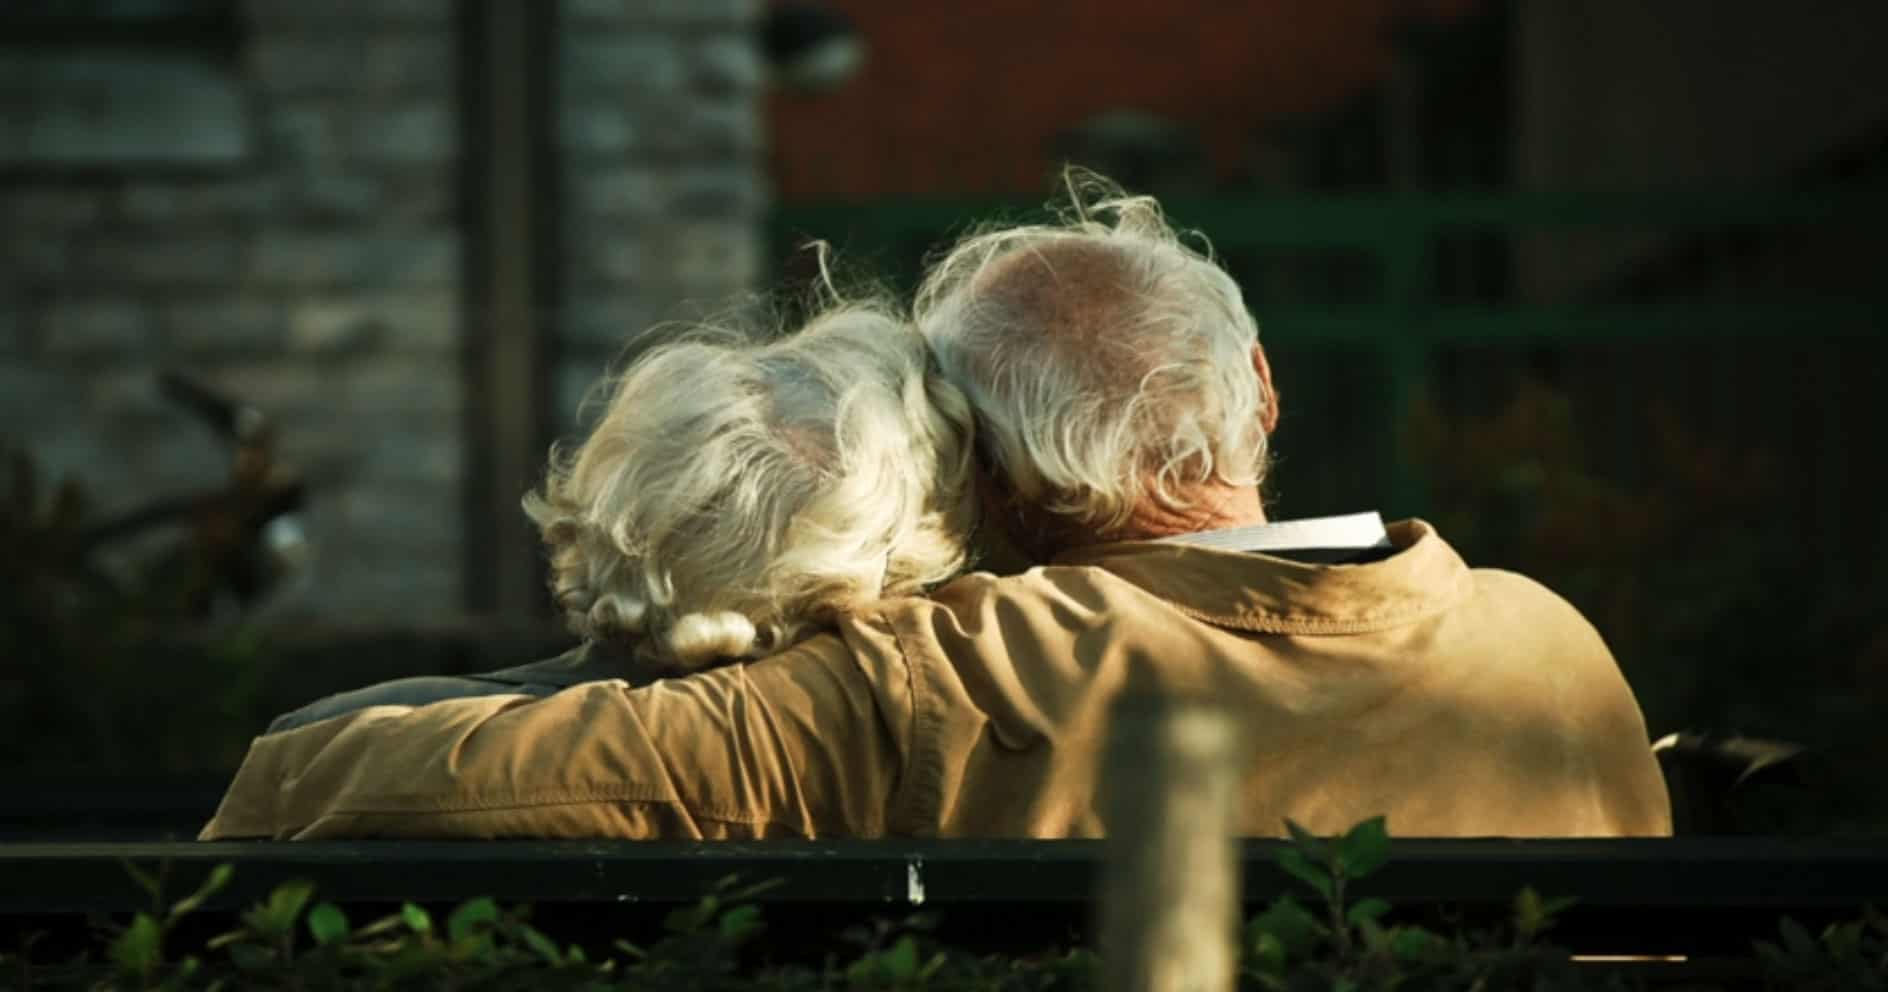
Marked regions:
[0,706,1866,986]
[1,837,1883,967]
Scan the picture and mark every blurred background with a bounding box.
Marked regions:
[1,0,1883,835]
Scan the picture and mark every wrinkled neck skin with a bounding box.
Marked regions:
[1113,481,1268,542]
[987,477,1270,565]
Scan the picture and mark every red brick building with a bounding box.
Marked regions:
[767,0,1477,198]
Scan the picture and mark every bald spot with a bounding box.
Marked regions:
[967,239,1157,390]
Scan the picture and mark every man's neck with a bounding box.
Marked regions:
[1029,484,1268,553]
[1116,484,1269,541]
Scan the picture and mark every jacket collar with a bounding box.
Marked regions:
[1051,519,1474,634]
[1154,510,1390,554]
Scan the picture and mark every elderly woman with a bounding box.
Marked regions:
[265,298,977,734]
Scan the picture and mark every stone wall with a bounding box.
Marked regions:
[1,1,464,621]
[1,0,767,623]
[553,0,767,443]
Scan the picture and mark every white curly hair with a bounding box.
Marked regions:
[523,297,978,670]
[913,169,1271,534]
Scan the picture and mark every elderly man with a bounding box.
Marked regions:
[201,177,1671,841]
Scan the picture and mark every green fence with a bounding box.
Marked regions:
[772,188,1888,526]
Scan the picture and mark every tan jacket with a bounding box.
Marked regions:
[201,521,1671,841]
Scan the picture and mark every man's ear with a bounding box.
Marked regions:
[1252,343,1281,435]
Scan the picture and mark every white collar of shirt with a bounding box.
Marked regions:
[1154,511,1391,555]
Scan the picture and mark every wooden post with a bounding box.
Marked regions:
[1098,692,1246,992]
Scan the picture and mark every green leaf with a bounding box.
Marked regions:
[1047,948,1100,983]
[1543,894,1579,917]
[205,930,249,952]
[1248,895,1325,956]
[109,913,164,977]
[168,863,235,921]
[1388,925,1437,961]
[519,925,564,966]
[401,902,434,935]
[718,903,765,943]
[1778,916,1816,956]
[1513,886,1576,940]
[1355,916,1390,952]
[1249,931,1288,975]
[243,880,315,939]
[1335,817,1390,879]
[664,896,718,934]
[350,913,408,940]
[1346,897,1392,928]
[884,935,920,979]
[1275,847,1335,901]
[1282,819,1327,858]
[225,942,274,972]
[1822,920,1865,958]
[306,903,350,946]
[446,897,499,943]
[1514,887,1545,937]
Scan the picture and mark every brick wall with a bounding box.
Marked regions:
[553,0,767,443]
[1,1,465,621]
[766,0,1478,198]
[1,0,767,623]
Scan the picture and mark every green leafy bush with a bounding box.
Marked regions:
[4,819,1883,990]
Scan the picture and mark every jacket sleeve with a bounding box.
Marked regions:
[199,635,905,841]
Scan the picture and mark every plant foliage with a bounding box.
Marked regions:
[2,818,1882,990]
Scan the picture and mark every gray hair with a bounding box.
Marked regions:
[913,170,1271,533]
[523,298,978,669]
